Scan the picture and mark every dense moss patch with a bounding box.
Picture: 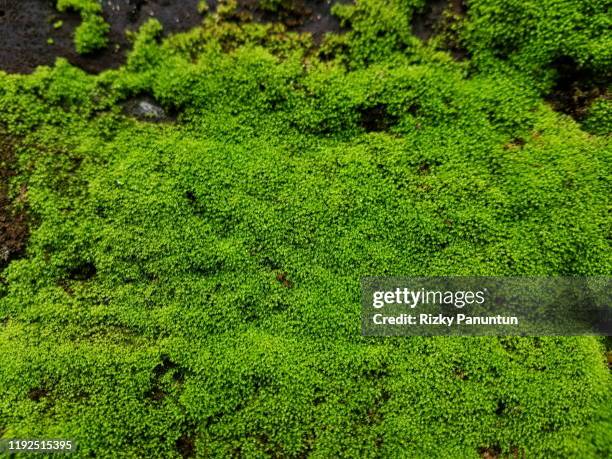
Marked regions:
[0,1,610,458]
[460,0,611,128]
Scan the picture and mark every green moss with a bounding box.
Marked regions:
[460,0,611,91]
[330,0,426,66]
[583,97,612,136]
[56,0,109,54]
[197,0,209,14]
[0,3,610,458]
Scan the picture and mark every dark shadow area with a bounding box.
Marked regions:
[358,104,398,132]
[27,387,50,402]
[67,260,97,281]
[546,56,610,122]
[411,0,449,42]
[176,432,196,458]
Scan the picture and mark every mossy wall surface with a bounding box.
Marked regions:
[0,1,610,457]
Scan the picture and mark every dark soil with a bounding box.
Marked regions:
[546,56,611,121]
[212,0,348,41]
[0,0,202,74]
[0,134,28,272]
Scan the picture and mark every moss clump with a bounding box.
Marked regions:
[457,0,611,133]
[461,0,611,82]
[0,2,610,458]
[56,0,109,54]
[330,0,426,66]
[583,97,612,136]
[197,0,210,14]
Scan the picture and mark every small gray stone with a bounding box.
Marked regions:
[124,96,168,121]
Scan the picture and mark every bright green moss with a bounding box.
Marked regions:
[0,2,610,458]
[73,14,109,54]
[330,0,426,66]
[56,0,109,54]
[57,0,103,15]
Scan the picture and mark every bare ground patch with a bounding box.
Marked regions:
[0,134,28,272]
[0,0,203,74]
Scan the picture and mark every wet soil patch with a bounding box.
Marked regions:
[411,0,468,60]
[546,56,611,122]
[212,0,349,42]
[0,134,28,272]
[0,0,202,74]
